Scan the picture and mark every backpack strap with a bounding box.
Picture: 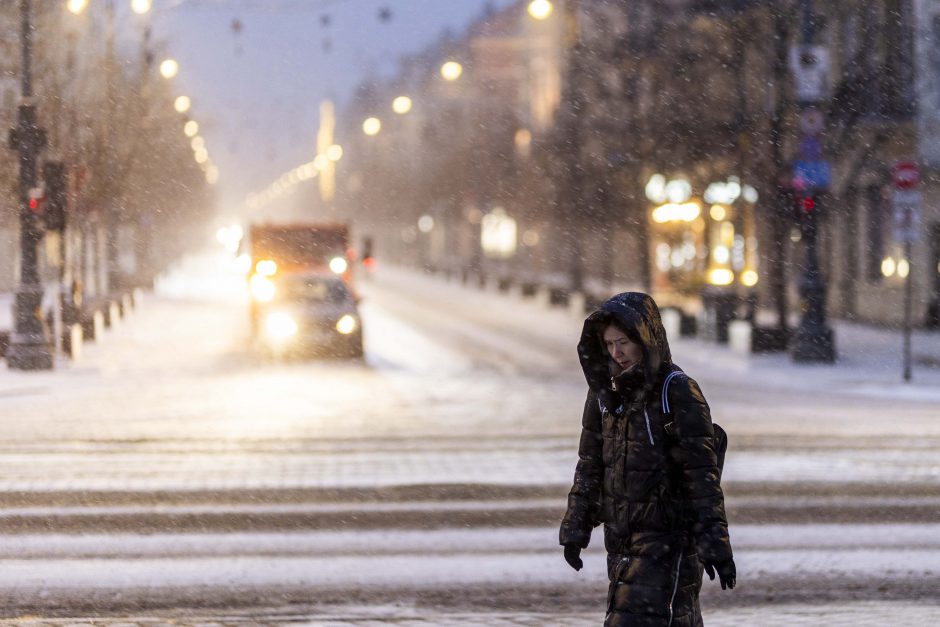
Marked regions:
[661,370,684,416]
[660,370,684,439]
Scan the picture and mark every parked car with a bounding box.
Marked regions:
[256,273,363,358]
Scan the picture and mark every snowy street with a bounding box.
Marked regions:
[1,257,939,625]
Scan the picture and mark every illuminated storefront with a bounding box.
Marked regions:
[646,174,760,304]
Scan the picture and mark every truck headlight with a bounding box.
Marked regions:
[255,259,278,276]
[336,314,357,335]
[250,275,276,302]
[264,311,298,340]
[329,256,348,274]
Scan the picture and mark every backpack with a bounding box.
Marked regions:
[661,370,728,478]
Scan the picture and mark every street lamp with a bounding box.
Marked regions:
[326,144,343,161]
[159,58,178,79]
[67,0,89,14]
[183,120,199,137]
[362,117,381,136]
[527,0,553,20]
[440,61,463,81]
[6,0,53,370]
[130,0,151,14]
[392,96,413,115]
[173,95,191,113]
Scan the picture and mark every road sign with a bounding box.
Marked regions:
[893,189,922,243]
[790,45,830,103]
[799,137,823,160]
[799,108,825,135]
[793,160,831,191]
[892,160,920,190]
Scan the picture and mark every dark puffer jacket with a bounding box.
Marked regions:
[559,293,732,626]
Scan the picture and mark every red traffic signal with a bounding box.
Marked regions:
[27,187,45,214]
[802,196,816,212]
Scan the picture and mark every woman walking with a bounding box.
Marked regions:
[560,292,735,626]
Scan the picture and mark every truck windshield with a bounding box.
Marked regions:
[253,229,346,266]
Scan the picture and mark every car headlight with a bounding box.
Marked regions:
[250,274,276,302]
[264,311,298,340]
[329,256,348,274]
[336,314,357,335]
[255,259,278,276]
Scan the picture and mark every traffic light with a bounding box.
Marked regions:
[42,161,67,231]
[27,187,44,215]
[793,191,819,223]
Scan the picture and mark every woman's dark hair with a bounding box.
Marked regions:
[596,313,646,354]
[594,313,642,348]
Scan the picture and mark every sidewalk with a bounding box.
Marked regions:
[404,266,940,400]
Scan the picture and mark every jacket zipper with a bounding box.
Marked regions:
[642,407,655,445]
[666,550,683,626]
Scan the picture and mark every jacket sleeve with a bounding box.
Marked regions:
[559,389,604,548]
[667,376,733,564]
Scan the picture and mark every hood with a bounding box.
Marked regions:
[577,292,673,394]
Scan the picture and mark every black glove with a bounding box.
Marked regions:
[563,544,583,571]
[703,558,736,590]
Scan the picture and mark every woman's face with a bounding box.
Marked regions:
[603,324,643,373]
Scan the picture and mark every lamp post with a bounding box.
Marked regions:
[789,0,836,362]
[6,0,53,370]
[553,0,585,295]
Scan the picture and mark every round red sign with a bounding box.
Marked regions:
[892,161,920,189]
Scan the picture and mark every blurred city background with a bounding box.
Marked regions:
[1,0,940,625]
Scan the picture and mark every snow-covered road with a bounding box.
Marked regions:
[0,254,938,624]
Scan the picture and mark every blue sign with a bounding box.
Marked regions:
[799,137,823,160]
[793,160,831,190]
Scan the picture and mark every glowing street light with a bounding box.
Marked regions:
[174,95,191,113]
[190,136,205,151]
[206,165,220,185]
[392,96,413,115]
[326,144,343,161]
[184,120,199,137]
[159,58,179,79]
[67,0,89,15]
[130,0,152,14]
[527,0,553,20]
[440,61,463,81]
[362,117,382,136]
[194,147,209,164]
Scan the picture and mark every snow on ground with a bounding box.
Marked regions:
[0,254,938,491]
[1,523,938,558]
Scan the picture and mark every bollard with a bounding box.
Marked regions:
[729,320,753,355]
[132,288,144,309]
[63,323,83,359]
[661,309,682,341]
[107,301,121,328]
[569,292,586,318]
[121,293,133,315]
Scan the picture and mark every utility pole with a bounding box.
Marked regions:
[105,0,121,295]
[789,0,836,363]
[555,0,585,296]
[6,0,53,370]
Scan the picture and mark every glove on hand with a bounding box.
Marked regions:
[703,558,736,590]
[563,544,583,571]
